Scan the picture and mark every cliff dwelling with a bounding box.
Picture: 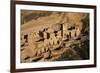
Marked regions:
[20,10,89,63]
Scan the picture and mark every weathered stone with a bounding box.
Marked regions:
[53,37,58,45]
[43,32,47,39]
[67,13,83,24]
[51,24,61,31]
[37,42,44,48]
[41,47,46,53]
[31,56,42,62]
[21,11,89,62]
[57,30,62,39]
[37,49,42,56]
[44,39,49,47]
[47,28,54,33]
[43,51,51,59]
[21,46,37,62]
[71,30,76,38]
[49,38,54,46]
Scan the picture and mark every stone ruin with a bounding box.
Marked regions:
[21,11,89,63]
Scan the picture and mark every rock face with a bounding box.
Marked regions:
[20,10,89,63]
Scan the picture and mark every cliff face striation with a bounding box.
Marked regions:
[20,10,89,63]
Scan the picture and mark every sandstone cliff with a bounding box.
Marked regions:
[20,10,89,63]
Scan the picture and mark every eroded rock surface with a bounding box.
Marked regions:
[20,11,89,63]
